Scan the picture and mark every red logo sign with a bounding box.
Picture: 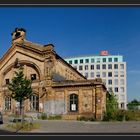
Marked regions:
[100,51,108,56]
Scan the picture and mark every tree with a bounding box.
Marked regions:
[127,99,140,110]
[8,66,33,126]
[103,90,118,121]
[106,90,118,113]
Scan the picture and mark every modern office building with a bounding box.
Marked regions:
[65,51,127,109]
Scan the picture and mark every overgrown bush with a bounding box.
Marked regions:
[102,112,112,121]
[115,110,125,121]
[38,113,47,120]
[47,115,62,120]
[125,110,140,121]
[77,116,95,121]
[103,110,140,121]
[103,110,125,121]
[38,113,62,120]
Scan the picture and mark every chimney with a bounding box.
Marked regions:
[11,28,26,44]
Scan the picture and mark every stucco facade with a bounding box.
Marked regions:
[0,28,107,120]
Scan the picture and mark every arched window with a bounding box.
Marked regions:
[30,94,39,111]
[5,97,11,110]
[69,94,78,112]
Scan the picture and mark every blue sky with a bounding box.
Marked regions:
[0,7,140,102]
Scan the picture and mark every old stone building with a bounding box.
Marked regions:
[0,28,107,120]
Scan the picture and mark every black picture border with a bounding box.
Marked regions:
[0,0,140,5]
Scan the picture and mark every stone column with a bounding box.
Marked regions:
[95,85,103,120]
[39,80,48,113]
[78,89,82,114]
[92,87,96,115]
[64,89,67,114]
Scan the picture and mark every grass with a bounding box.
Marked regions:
[7,122,40,132]
[125,110,140,121]
[38,113,62,120]
[103,110,140,121]
[47,115,62,120]
[77,115,96,121]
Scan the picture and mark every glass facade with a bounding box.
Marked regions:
[91,65,94,70]
[80,59,83,63]
[85,59,89,63]
[103,58,106,62]
[108,64,112,69]
[79,65,83,70]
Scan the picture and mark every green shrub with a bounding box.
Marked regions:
[125,114,130,121]
[38,113,47,120]
[38,113,62,120]
[47,115,62,120]
[115,110,125,121]
[103,110,140,122]
[77,116,95,121]
[89,117,96,121]
[103,110,125,121]
[102,112,112,121]
[77,116,88,121]
[125,110,140,121]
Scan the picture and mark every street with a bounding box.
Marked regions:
[30,120,140,134]
[0,129,16,135]
[1,115,140,134]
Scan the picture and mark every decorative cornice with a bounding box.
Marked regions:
[0,41,55,65]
